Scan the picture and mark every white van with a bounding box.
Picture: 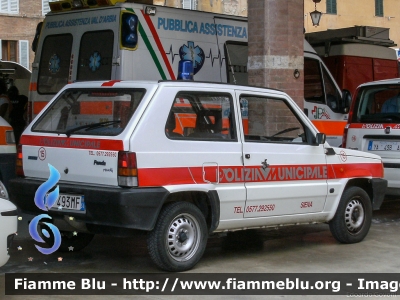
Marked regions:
[29,1,349,146]
[9,80,385,271]
[0,185,18,268]
[343,78,400,195]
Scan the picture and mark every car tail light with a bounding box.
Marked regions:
[118,151,138,187]
[5,130,15,144]
[16,145,24,177]
[342,124,350,148]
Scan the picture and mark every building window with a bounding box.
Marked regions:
[182,0,197,10]
[42,0,50,15]
[1,40,17,62]
[0,0,18,14]
[0,40,29,69]
[326,0,337,14]
[375,0,383,17]
[19,40,29,69]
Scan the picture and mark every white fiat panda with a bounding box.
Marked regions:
[343,78,400,196]
[9,80,386,271]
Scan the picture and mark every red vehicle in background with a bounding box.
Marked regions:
[306,26,399,96]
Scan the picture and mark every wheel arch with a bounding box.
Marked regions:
[163,190,220,234]
[344,177,386,210]
[344,178,373,202]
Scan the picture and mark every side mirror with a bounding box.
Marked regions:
[32,22,43,53]
[315,132,326,145]
[341,89,352,113]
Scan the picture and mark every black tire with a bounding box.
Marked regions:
[39,223,94,252]
[147,202,208,272]
[329,186,372,244]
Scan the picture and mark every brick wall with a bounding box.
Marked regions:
[247,0,304,108]
[0,0,45,69]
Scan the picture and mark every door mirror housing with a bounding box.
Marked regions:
[341,89,352,113]
[315,132,326,145]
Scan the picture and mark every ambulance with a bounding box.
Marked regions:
[9,79,386,271]
[0,116,16,192]
[0,60,31,189]
[343,78,400,196]
[29,0,350,146]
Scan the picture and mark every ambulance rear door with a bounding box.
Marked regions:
[32,7,121,115]
[213,16,248,84]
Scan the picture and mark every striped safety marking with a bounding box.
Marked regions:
[311,120,348,136]
[348,123,400,129]
[101,80,122,87]
[20,135,124,151]
[140,10,176,80]
[137,162,384,187]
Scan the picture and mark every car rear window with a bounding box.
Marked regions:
[32,88,145,136]
[351,84,400,123]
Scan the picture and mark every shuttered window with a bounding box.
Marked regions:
[42,0,50,15]
[182,0,197,10]
[1,40,17,61]
[19,40,29,69]
[326,0,337,14]
[375,0,384,17]
[0,0,18,14]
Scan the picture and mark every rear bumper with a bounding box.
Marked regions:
[9,178,169,232]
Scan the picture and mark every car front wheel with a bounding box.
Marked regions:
[329,186,372,244]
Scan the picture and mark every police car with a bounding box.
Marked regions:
[9,80,386,271]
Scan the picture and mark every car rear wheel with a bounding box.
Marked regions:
[329,186,372,244]
[147,202,208,272]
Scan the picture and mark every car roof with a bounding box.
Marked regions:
[64,80,286,95]
[358,78,400,88]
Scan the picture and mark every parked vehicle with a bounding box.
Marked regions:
[29,0,349,146]
[9,80,386,271]
[306,26,399,96]
[343,78,400,196]
[0,181,18,268]
[0,116,16,191]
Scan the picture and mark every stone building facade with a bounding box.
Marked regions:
[0,0,48,69]
[304,0,400,48]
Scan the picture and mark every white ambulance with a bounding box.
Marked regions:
[343,78,400,196]
[29,0,349,146]
[9,80,385,271]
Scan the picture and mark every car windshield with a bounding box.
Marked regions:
[352,84,400,123]
[32,88,146,136]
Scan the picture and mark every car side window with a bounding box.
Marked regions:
[304,57,325,104]
[240,95,306,144]
[166,91,236,141]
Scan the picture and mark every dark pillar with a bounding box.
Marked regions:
[248,0,304,108]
